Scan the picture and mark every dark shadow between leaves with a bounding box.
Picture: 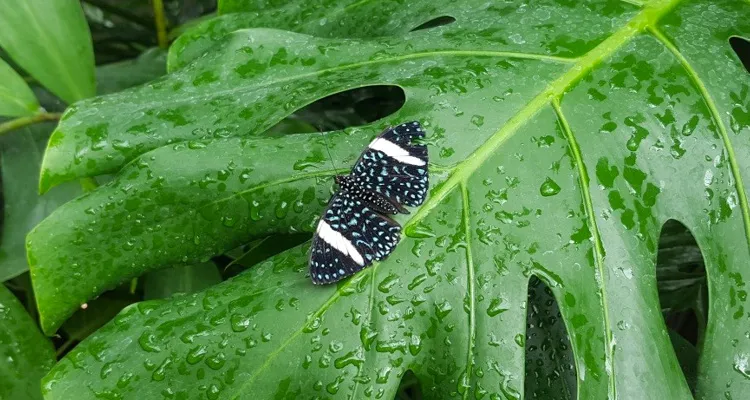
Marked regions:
[410,16,456,32]
[729,36,750,74]
[395,370,423,400]
[656,219,708,393]
[263,85,406,136]
[219,233,312,279]
[524,276,577,400]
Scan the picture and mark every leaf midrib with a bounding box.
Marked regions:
[229,0,685,397]
[552,99,613,397]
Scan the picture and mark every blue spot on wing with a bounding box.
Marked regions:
[350,121,429,207]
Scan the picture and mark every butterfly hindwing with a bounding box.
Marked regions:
[310,192,401,285]
[351,121,429,207]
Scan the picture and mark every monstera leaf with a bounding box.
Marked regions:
[30,0,750,398]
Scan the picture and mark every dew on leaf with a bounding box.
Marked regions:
[539,177,561,197]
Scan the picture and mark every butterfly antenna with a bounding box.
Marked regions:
[316,125,339,174]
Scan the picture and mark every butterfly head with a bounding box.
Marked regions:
[334,174,351,188]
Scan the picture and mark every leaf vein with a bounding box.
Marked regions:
[460,182,477,399]
[552,98,615,397]
[647,26,750,254]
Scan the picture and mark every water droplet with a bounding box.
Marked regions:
[404,222,435,238]
[151,357,172,381]
[409,335,423,355]
[138,332,161,353]
[539,177,561,197]
[435,300,453,321]
[187,345,208,364]
[222,216,237,227]
[275,201,289,219]
[378,273,399,293]
[326,376,344,394]
[487,298,508,317]
[205,352,226,370]
[734,354,750,379]
[230,314,250,332]
[249,200,262,221]
[471,115,485,127]
[334,348,364,369]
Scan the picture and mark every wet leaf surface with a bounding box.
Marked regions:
[31,0,750,398]
[0,285,55,400]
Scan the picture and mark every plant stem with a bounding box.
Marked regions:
[152,0,169,49]
[56,338,75,357]
[0,112,62,136]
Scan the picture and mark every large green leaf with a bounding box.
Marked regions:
[0,285,55,400]
[32,0,750,398]
[0,0,95,104]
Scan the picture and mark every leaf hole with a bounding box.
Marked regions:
[410,16,456,32]
[729,36,750,74]
[524,276,577,399]
[264,85,405,136]
[657,219,707,393]
[395,370,422,399]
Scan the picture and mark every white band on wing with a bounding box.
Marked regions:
[368,137,426,166]
[316,220,365,266]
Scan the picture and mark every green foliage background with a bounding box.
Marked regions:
[0,0,749,399]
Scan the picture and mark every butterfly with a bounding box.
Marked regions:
[309,121,429,285]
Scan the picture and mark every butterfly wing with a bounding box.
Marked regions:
[310,192,401,284]
[351,121,429,208]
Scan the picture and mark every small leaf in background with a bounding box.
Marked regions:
[0,49,166,282]
[0,0,95,103]
[144,261,223,300]
[94,48,167,96]
[0,123,81,282]
[668,330,699,392]
[60,297,135,343]
[0,58,39,117]
[0,285,55,400]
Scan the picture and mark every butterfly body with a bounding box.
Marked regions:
[310,121,429,285]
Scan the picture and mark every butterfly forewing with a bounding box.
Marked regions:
[310,121,428,285]
[351,121,429,207]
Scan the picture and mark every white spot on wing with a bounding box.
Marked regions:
[368,138,426,166]
[316,220,365,266]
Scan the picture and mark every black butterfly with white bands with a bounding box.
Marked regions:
[310,121,429,285]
